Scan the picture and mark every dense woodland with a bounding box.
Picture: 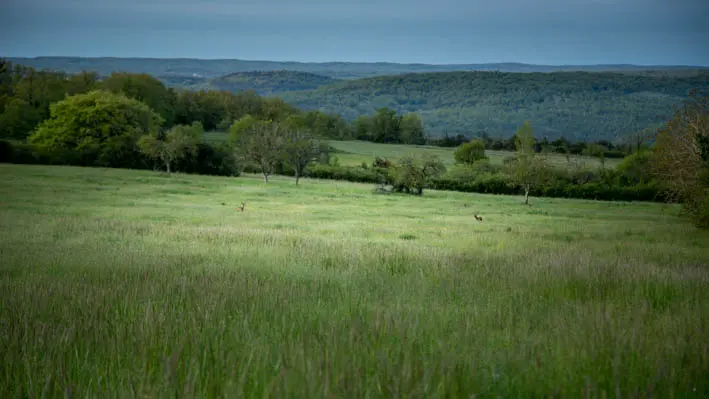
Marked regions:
[9,57,709,143]
[1,58,707,227]
[281,71,709,141]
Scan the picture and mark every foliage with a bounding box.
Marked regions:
[652,90,709,228]
[391,154,446,195]
[137,122,204,173]
[453,139,487,165]
[507,122,550,204]
[28,90,163,167]
[0,98,43,139]
[280,126,323,185]
[352,108,425,144]
[101,72,177,126]
[616,150,654,185]
[281,70,709,141]
[234,119,284,183]
[208,70,337,95]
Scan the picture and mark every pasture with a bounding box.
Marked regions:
[1,163,708,397]
[203,131,620,169]
[327,140,622,169]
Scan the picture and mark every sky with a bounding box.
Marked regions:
[1,0,708,66]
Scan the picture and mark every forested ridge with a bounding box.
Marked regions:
[280,70,709,141]
[7,57,709,142]
[11,56,707,80]
[206,71,338,95]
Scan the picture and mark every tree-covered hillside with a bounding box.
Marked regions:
[206,71,338,95]
[280,71,709,141]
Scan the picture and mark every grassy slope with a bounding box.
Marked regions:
[1,164,708,397]
[204,132,620,169]
[327,140,621,169]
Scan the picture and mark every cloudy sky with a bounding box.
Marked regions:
[1,0,707,65]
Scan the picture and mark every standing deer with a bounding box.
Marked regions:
[236,201,246,212]
[474,214,483,222]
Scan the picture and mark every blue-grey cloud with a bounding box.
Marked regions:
[1,0,708,65]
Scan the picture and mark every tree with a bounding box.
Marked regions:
[353,115,371,141]
[399,113,426,144]
[454,139,487,165]
[29,90,163,167]
[137,122,203,173]
[0,98,43,139]
[370,108,402,143]
[617,150,654,186]
[281,125,322,185]
[652,90,709,228]
[392,154,446,195]
[101,73,177,126]
[508,121,549,205]
[236,119,283,183]
[228,114,260,143]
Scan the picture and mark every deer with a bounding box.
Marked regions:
[236,201,246,212]
[474,214,483,222]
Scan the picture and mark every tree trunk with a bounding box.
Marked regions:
[295,169,300,185]
[166,162,171,174]
[524,185,530,205]
[263,173,269,183]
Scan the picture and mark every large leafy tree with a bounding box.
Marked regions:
[652,90,709,228]
[29,90,163,166]
[101,73,176,126]
[137,122,203,173]
[507,121,549,205]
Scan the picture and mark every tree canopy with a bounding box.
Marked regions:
[29,90,163,166]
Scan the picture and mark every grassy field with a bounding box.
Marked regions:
[328,140,621,169]
[203,132,619,169]
[1,164,708,397]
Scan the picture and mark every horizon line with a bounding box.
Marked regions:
[5,55,709,69]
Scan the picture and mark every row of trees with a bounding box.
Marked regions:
[0,60,351,142]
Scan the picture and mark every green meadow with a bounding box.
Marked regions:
[204,131,620,169]
[1,163,708,397]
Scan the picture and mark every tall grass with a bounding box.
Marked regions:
[1,164,707,397]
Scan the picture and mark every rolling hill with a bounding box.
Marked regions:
[279,70,709,141]
[7,56,709,142]
[8,56,709,81]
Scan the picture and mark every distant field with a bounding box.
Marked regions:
[203,132,618,169]
[1,164,708,397]
[329,140,620,169]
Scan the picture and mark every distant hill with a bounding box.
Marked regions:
[206,70,338,95]
[279,70,709,142]
[8,56,709,81]
[6,56,709,142]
